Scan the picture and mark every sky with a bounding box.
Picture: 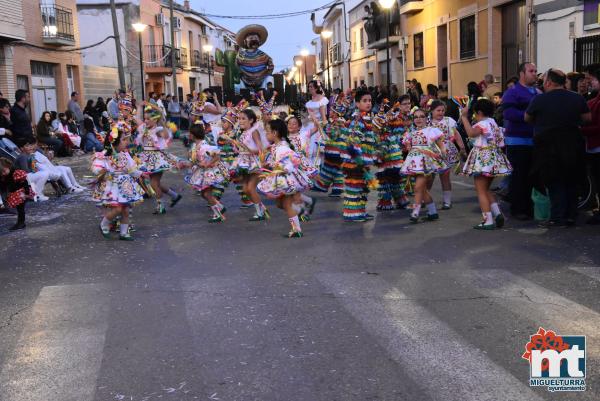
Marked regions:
[191,0,354,72]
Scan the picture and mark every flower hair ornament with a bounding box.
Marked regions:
[118,92,134,117]
[372,106,388,130]
[409,106,421,116]
[221,99,248,125]
[109,120,132,143]
[190,93,208,117]
[144,102,163,121]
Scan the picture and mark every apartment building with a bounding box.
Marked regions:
[535,0,600,73]
[348,0,377,88]
[77,0,235,102]
[400,0,534,95]
[5,0,84,121]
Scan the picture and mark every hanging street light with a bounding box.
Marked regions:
[321,30,333,93]
[203,44,214,88]
[378,0,395,97]
[300,48,310,93]
[132,22,147,100]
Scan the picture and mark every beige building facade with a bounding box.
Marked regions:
[3,0,84,121]
[348,0,377,89]
[401,0,533,96]
[77,0,235,102]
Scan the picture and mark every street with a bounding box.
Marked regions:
[0,145,599,401]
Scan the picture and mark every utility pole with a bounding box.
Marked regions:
[110,0,126,90]
[169,0,177,98]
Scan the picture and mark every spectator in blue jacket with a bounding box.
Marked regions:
[502,62,540,220]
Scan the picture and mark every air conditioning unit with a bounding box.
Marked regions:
[172,17,182,31]
[155,14,165,26]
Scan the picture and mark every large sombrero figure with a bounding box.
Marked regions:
[235,24,275,93]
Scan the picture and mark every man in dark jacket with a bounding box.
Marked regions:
[525,69,591,226]
[10,90,35,147]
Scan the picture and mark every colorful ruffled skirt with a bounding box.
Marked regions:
[257,170,312,198]
[230,152,261,177]
[184,163,229,191]
[400,146,448,176]
[92,174,145,207]
[444,140,460,166]
[462,146,512,177]
[137,150,177,173]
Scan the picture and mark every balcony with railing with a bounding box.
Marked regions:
[191,50,209,69]
[40,4,75,46]
[144,45,188,72]
[400,0,424,15]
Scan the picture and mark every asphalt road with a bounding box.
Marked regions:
[0,143,599,401]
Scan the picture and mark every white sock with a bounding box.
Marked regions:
[442,191,452,205]
[100,217,110,230]
[289,215,302,232]
[483,212,493,225]
[120,223,129,235]
[426,202,437,215]
[490,202,501,217]
[253,203,264,216]
[211,205,222,217]
[411,204,421,217]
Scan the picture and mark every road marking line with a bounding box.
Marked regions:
[569,266,600,282]
[0,284,110,401]
[316,273,543,401]
[467,269,600,356]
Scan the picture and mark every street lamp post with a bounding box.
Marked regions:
[132,22,147,100]
[300,48,309,93]
[295,59,303,93]
[379,0,395,97]
[203,44,213,89]
[321,30,333,94]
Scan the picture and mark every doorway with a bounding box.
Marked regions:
[502,1,527,85]
[189,77,196,94]
[32,87,57,122]
[437,24,448,87]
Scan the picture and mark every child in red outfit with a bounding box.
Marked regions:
[0,157,34,231]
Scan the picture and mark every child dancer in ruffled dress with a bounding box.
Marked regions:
[286,114,318,218]
[312,92,350,196]
[257,119,312,237]
[230,109,269,221]
[400,108,448,224]
[183,122,229,223]
[92,122,145,240]
[460,99,512,230]
[429,100,467,209]
[135,104,182,214]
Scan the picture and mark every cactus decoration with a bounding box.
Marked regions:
[215,48,241,95]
